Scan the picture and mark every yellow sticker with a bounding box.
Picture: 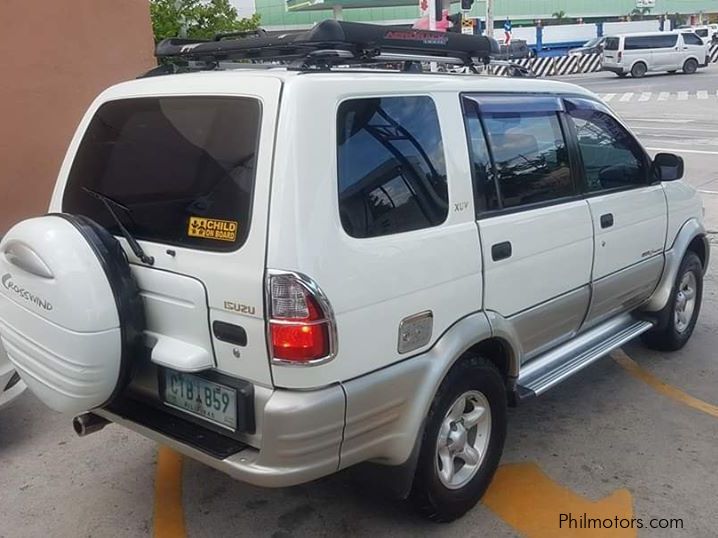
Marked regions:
[187,216,238,242]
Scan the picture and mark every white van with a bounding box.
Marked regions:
[601,31,709,77]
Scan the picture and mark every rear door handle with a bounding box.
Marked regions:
[491,241,512,261]
[600,213,614,229]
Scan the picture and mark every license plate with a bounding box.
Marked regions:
[162,370,237,431]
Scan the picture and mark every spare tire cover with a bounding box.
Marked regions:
[0,214,144,414]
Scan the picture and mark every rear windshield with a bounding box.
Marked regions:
[604,38,619,51]
[63,97,261,251]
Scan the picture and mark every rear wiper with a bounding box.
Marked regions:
[82,187,155,266]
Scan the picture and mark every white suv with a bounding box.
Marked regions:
[0,21,708,521]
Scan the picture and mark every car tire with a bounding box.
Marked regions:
[631,62,647,78]
[683,58,698,74]
[642,251,703,351]
[410,355,507,523]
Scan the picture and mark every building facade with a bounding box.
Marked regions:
[232,0,717,30]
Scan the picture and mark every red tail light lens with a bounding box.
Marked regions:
[267,272,336,365]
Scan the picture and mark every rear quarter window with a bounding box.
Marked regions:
[336,96,448,238]
[63,97,261,252]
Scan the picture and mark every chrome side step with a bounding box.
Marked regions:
[517,314,654,398]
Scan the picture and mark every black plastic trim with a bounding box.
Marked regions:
[108,395,247,459]
[51,213,146,408]
[212,321,248,347]
[4,371,21,391]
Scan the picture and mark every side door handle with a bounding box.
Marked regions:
[491,241,512,261]
[600,213,614,229]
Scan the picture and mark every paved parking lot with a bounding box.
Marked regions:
[2,69,718,538]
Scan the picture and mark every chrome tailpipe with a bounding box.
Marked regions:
[72,413,110,437]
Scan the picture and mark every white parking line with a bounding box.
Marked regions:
[619,92,634,102]
[697,90,709,100]
[638,92,652,102]
[658,92,670,101]
[677,91,689,100]
[602,93,616,102]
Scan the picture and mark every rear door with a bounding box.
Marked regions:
[56,77,282,388]
[601,37,621,68]
[564,97,667,327]
[463,95,593,360]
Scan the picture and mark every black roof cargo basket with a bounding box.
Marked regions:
[154,19,499,71]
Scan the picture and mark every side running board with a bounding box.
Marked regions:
[517,314,654,399]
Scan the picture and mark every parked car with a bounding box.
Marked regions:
[568,36,606,56]
[602,31,710,77]
[0,21,708,522]
[678,24,717,43]
[0,344,25,410]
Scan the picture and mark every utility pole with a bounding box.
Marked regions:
[485,0,494,38]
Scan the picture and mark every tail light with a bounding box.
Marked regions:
[617,51,623,63]
[266,271,337,365]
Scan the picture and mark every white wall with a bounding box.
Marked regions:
[230,0,256,18]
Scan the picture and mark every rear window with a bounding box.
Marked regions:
[604,38,619,51]
[63,97,261,251]
[625,34,677,49]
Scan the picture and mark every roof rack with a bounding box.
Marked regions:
[152,19,499,72]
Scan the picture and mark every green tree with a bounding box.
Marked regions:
[150,0,261,42]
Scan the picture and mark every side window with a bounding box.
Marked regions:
[336,96,448,238]
[462,98,498,213]
[480,101,574,209]
[683,33,704,46]
[565,99,648,192]
[656,34,678,48]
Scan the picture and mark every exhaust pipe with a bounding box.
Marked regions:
[73,413,110,437]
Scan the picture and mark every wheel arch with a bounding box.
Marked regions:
[340,311,520,498]
[643,218,709,312]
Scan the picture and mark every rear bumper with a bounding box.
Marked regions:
[95,344,451,487]
[601,64,625,74]
[97,382,346,488]
[94,312,498,488]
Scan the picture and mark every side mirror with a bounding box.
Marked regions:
[653,152,684,181]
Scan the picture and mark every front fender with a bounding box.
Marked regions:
[642,218,708,312]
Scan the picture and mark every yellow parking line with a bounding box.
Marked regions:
[484,462,635,537]
[153,446,187,538]
[611,349,718,419]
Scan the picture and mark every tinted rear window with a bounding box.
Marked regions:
[604,38,619,50]
[625,34,677,49]
[63,97,261,251]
